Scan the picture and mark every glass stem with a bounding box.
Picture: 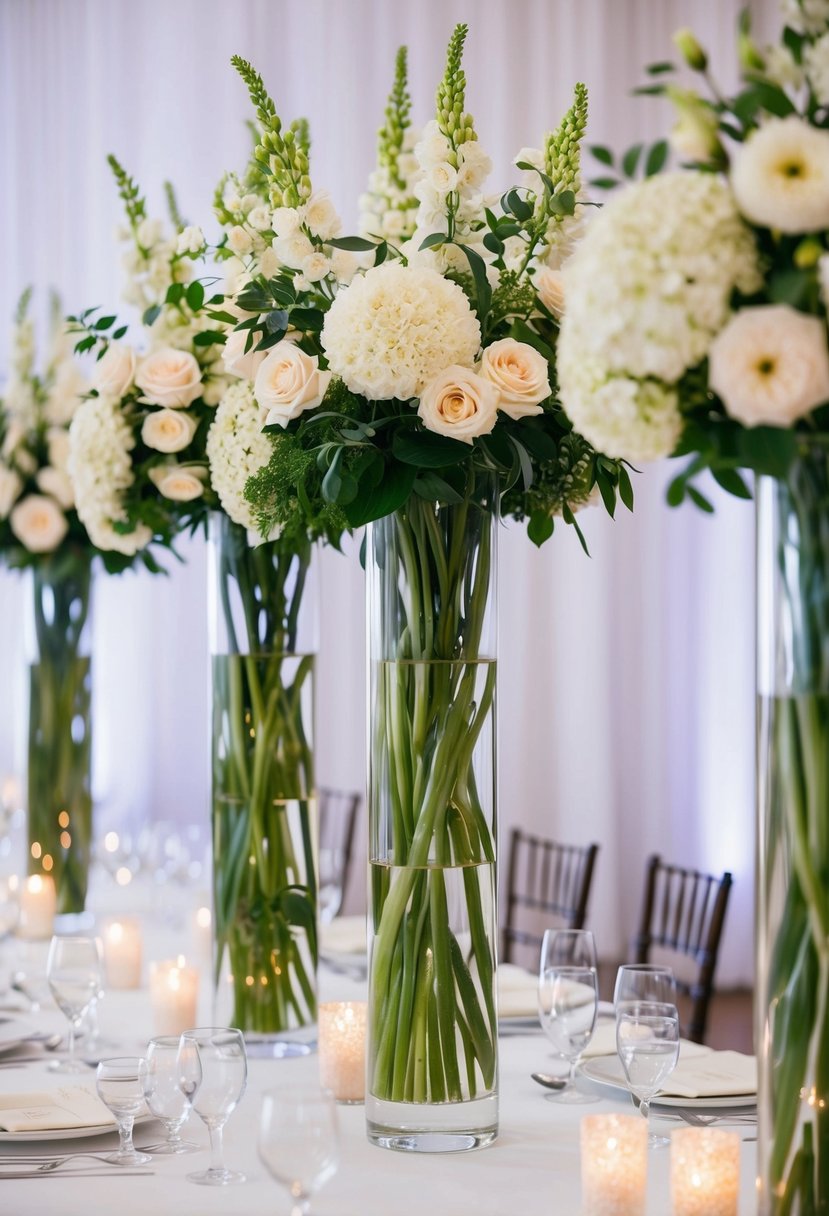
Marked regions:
[639,1096,650,1126]
[118,1115,134,1156]
[568,1059,578,1091]
[208,1121,225,1173]
[67,1017,77,1065]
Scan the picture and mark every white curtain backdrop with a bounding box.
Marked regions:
[0,0,773,982]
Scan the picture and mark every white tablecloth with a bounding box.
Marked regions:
[0,952,759,1215]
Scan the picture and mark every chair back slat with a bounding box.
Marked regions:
[502,829,599,967]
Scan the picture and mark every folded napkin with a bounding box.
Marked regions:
[497,964,539,1019]
[0,1086,114,1133]
[582,1020,713,1060]
[320,915,367,956]
[660,1050,757,1100]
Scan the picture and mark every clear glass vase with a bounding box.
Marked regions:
[209,513,318,1054]
[366,477,499,1153]
[26,552,93,915]
[756,439,829,1214]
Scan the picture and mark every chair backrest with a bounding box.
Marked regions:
[632,854,733,1044]
[502,828,599,967]
[317,787,361,922]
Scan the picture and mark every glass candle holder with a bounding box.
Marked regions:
[149,957,198,1036]
[102,918,142,989]
[581,1113,648,1216]
[670,1128,739,1216]
[318,1001,367,1103]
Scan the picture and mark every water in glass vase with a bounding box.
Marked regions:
[366,859,498,1153]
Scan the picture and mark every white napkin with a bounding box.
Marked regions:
[660,1050,757,1099]
[497,964,538,1018]
[320,915,367,956]
[0,1086,115,1133]
[582,1020,713,1060]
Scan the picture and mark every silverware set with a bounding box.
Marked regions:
[0,1144,165,1177]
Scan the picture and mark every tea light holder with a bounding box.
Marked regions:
[191,904,212,960]
[149,956,199,1036]
[581,1113,648,1216]
[318,1000,367,1103]
[670,1127,739,1216]
[17,873,56,939]
[102,917,143,989]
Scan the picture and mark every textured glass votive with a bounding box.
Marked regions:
[318,1001,367,1103]
[581,1113,648,1216]
[670,1128,739,1216]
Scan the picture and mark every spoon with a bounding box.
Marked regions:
[531,1072,568,1091]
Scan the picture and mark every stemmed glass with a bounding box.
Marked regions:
[45,935,103,1073]
[95,1056,151,1165]
[259,1086,339,1215]
[177,1027,247,1185]
[143,1035,198,1154]
[537,929,599,1103]
[616,1000,680,1148]
[614,963,676,1007]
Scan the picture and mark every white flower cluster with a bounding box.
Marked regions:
[359,128,421,243]
[804,33,829,104]
[68,394,152,555]
[321,262,481,400]
[781,0,829,33]
[120,216,192,312]
[206,380,274,533]
[558,171,761,462]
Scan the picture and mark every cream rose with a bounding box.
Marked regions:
[142,408,199,454]
[255,342,332,427]
[136,348,202,408]
[478,338,550,420]
[92,342,137,398]
[36,466,74,510]
[417,365,500,444]
[533,265,566,319]
[9,494,68,552]
[221,328,268,380]
[149,465,207,501]
[0,464,22,517]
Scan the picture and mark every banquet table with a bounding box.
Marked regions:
[0,943,759,1215]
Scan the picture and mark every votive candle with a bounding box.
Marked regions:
[581,1113,648,1216]
[102,917,143,989]
[17,873,56,939]
[318,1000,367,1103]
[149,957,198,1036]
[670,1128,739,1216]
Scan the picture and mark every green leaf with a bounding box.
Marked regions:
[419,232,447,251]
[711,466,752,499]
[687,485,715,513]
[595,468,616,518]
[322,449,344,501]
[768,267,814,307]
[483,231,505,256]
[548,189,576,217]
[647,60,676,75]
[112,326,127,341]
[509,435,534,490]
[589,176,620,191]
[633,84,668,97]
[142,304,162,327]
[193,330,226,346]
[206,309,239,325]
[374,240,388,267]
[344,460,417,528]
[508,318,555,363]
[166,283,185,305]
[413,471,464,504]
[327,235,377,251]
[392,430,469,468]
[589,145,615,166]
[645,139,669,176]
[666,475,687,507]
[737,426,797,478]
[562,503,590,555]
[456,242,492,321]
[502,189,533,222]
[185,281,205,312]
[527,510,554,547]
[618,465,635,511]
[622,143,644,177]
[288,306,324,332]
[94,315,116,330]
[265,308,289,333]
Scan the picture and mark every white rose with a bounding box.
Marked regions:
[247,206,272,232]
[274,232,315,269]
[731,116,829,233]
[254,341,332,426]
[417,365,500,444]
[92,342,137,398]
[148,465,207,501]
[9,494,68,553]
[271,207,303,238]
[137,217,162,248]
[136,347,202,408]
[301,252,331,282]
[479,338,551,420]
[141,408,199,454]
[304,191,342,240]
[36,466,75,510]
[0,464,22,517]
[176,225,205,255]
[227,225,254,255]
[534,265,566,319]
[222,328,268,380]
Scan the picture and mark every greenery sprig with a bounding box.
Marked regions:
[231,54,311,208]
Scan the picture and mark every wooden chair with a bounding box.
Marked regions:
[317,787,361,923]
[502,829,599,967]
[632,854,733,1044]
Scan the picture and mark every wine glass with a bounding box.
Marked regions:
[95,1056,151,1165]
[616,1000,680,1148]
[46,935,103,1073]
[259,1086,339,1215]
[538,964,599,1102]
[540,928,598,971]
[177,1027,247,1185]
[143,1035,198,1154]
[614,963,676,1007]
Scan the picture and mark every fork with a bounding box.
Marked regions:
[677,1109,757,1127]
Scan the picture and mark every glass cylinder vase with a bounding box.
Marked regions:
[756,439,829,1215]
[26,552,93,915]
[366,476,499,1153]
[209,513,318,1054]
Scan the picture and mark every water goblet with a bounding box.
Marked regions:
[259,1085,339,1215]
[616,1000,680,1148]
[177,1026,247,1185]
[614,963,676,1007]
[95,1056,151,1165]
[143,1035,198,1154]
[540,928,598,971]
[46,934,103,1073]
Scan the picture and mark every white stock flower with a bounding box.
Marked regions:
[137,217,162,249]
[176,224,205,255]
[533,265,566,318]
[69,394,152,555]
[46,361,88,425]
[426,163,459,196]
[136,347,202,408]
[254,341,331,426]
[0,464,22,517]
[240,193,260,214]
[257,246,281,279]
[414,121,453,168]
[10,494,68,553]
[274,232,315,269]
[247,206,272,232]
[222,328,267,380]
[805,33,829,105]
[207,380,274,530]
[301,252,331,282]
[479,338,550,420]
[36,466,74,510]
[709,304,829,426]
[304,191,341,240]
[417,365,500,444]
[321,263,481,401]
[271,207,303,238]
[92,343,137,398]
[731,116,829,233]
[330,248,360,285]
[457,143,492,190]
[227,225,254,256]
[142,408,199,453]
[149,464,207,501]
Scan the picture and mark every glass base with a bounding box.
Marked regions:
[188,1167,246,1186]
[366,1092,497,1153]
[648,1132,671,1150]
[544,1087,599,1105]
[106,1149,152,1166]
[145,1139,199,1155]
[47,1057,91,1074]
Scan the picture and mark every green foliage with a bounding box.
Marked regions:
[163,180,186,231]
[379,46,413,191]
[107,153,146,231]
[436,23,477,149]
[231,55,311,208]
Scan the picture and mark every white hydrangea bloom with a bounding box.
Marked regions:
[804,32,829,103]
[68,394,152,554]
[321,263,481,401]
[206,380,274,532]
[558,354,683,463]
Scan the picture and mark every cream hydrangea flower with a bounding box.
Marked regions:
[709,304,829,427]
[207,381,275,532]
[558,354,683,463]
[321,263,481,401]
[731,116,829,233]
[69,394,152,555]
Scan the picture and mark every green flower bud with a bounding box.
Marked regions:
[738,29,765,72]
[794,237,824,269]
[673,28,708,72]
